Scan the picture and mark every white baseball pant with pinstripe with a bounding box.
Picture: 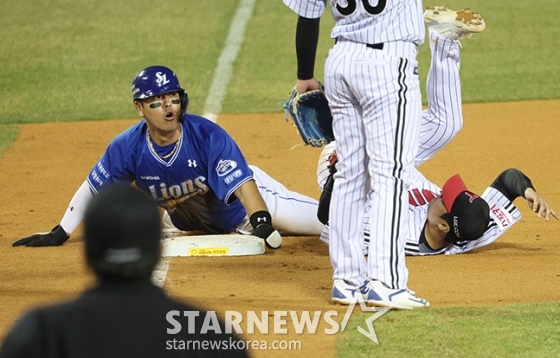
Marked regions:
[285,0,425,290]
[325,40,422,290]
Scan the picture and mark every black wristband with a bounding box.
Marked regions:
[51,225,70,245]
[250,211,272,229]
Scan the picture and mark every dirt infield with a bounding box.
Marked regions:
[1,100,559,357]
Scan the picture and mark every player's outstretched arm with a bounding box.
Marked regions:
[524,188,559,221]
[12,180,93,247]
[490,168,559,221]
[234,180,282,249]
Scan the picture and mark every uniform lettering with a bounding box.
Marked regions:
[491,204,512,229]
[149,185,158,199]
[336,0,386,16]
[141,175,160,180]
[224,169,243,185]
[96,162,110,178]
[90,171,104,186]
[168,185,182,198]
[160,183,170,199]
[148,176,209,203]
[181,180,196,194]
[194,177,208,193]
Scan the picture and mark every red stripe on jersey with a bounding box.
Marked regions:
[408,189,437,207]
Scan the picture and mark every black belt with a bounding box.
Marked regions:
[366,43,384,50]
[334,39,384,50]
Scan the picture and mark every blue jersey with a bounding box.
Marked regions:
[87,114,253,233]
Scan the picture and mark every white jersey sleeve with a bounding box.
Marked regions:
[283,0,326,19]
[443,187,522,255]
[59,180,94,234]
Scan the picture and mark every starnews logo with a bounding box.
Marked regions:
[166,295,390,347]
[341,296,391,344]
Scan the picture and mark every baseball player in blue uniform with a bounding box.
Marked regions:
[284,0,428,309]
[13,66,324,249]
[317,8,557,262]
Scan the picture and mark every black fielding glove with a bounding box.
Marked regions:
[250,211,282,249]
[317,171,335,225]
[318,151,337,225]
[12,225,70,247]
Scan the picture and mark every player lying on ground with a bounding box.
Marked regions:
[317,11,557,256]
[13,66,324,249]
[320,154,557,255]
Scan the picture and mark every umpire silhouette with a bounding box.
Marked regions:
[1,185,248,358]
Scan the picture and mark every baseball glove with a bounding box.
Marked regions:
[282,87,334,147]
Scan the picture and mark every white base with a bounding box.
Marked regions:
[161,234,265,257]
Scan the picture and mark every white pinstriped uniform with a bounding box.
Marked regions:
[318,30,522,256]
[285,0,425,289]
[317,29,463,188]
[402,181,521,255]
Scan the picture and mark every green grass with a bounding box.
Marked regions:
[0,125,19,157]
[1,1,560,356]
[1,0,559,126]
[338,302,560,357]
[0,0,238,124]
[415,0,560,104]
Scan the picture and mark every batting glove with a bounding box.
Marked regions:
[253,224,283,249]
[250,211,282,249]
[12,225,69,247]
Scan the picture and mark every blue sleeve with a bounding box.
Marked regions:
[195,119,253,204]
[87,130,137,194]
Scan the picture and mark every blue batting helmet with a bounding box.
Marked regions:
[131,65,189,112]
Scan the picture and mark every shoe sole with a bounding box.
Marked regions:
[367,298,430,310]
[332,298,354,305]
[424,6,486,33]
[366,299,413,310]
[365,288,430,309]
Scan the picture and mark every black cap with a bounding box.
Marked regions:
[84,185,161,279]
[441,174,490,241]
